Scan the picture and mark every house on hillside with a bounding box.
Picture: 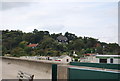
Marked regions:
[57,35,68,44]
[27,43,38,48]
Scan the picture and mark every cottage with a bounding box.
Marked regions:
[57,55,72,63]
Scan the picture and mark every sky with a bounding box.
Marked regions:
[0,0,119,44]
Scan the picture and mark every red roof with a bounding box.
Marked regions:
[27,44,38,47]
[84,54,95,56]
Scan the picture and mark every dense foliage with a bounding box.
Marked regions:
[2,29,120,57]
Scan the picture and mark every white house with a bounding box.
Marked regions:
[95,55,120,64]
[79,54,96,62]
[55,55,72,63]
[79,54,120,64]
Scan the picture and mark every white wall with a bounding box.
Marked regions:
[93,57,99,63]
[80,56,99,63]
[97,58,120,64]
[81,56,119,64]
[106,58,120,64]
[61,56,72,63]
[107,59,110,63]
[113,59,120,64]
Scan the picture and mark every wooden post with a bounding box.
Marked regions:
[17,71,34,81]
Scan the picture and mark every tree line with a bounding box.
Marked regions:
[2,29,120,57]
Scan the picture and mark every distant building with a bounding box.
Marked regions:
[48,55,72,63]
[27,43,38,48]
[57,35,68,43]
[79,54,120,64]
[73,51,78,57]
[79,54,96,62]
[57,55,72,63]
[95,55,120,64]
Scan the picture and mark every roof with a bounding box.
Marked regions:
[84,54,96,56]
[73,54,78,57]
[27,44,38,47]
[96,55,120,57]
[59,55,70,59]
[57,35,68,41]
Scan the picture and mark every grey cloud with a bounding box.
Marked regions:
[0,2,31,10]
[41,25,66,32]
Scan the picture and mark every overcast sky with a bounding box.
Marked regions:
[0,0,119,44]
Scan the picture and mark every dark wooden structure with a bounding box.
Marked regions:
[17,71,34,81]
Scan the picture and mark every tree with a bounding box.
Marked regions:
[39,36,56,49]
[68,39,84,51]
[11,47,26,57]
[84,37,98,48]
[50,33,61,40]
[24,47,32,55]
[64,32,77,41]
[104,43,120,55]
[2,29,120,57]
[22,33,35,43]
[96,46,103,54]
[19,41,28,49]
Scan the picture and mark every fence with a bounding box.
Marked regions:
[68,67,120,81]
[68,62,120,81]
[70,62,120,70]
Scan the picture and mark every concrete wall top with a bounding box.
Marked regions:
[1,56,68,65]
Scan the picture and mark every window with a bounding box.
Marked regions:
[99,59,107,63]
[110,58,113,63]
[66,59,69,62]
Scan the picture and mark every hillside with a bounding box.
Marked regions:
[2,29,120,57]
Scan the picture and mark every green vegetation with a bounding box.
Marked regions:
[2,29,120,57]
